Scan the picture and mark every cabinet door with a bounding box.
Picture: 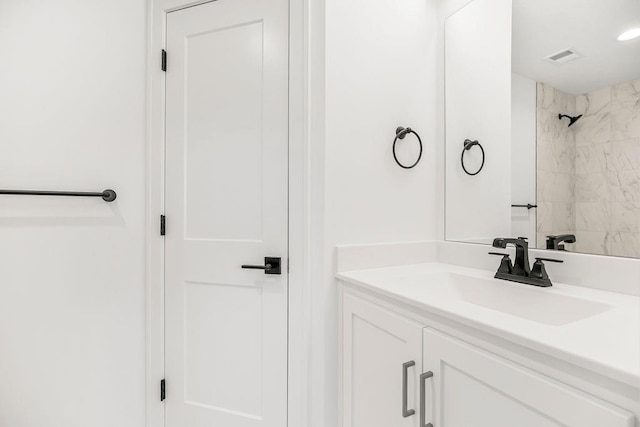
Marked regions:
[342,293,423,427]
[422,328,634,427]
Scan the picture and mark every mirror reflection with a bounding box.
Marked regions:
[445,0,640,258]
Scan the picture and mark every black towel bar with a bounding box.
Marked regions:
[511,204,537,210]
[0,189,117,202]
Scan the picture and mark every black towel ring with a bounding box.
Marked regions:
[461,139,485,176]
[393,127,423,169]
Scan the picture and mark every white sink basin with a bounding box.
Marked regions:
[422,272,612,326]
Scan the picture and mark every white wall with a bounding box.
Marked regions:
[309,0,440,425]
[444,0,512,243]
[0,2,453,427]
[0,1,147,426]
[511,72,537,243]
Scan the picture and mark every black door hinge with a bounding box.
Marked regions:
[161,49,167,72]
[160,215,166,236]
[160,379,166,401]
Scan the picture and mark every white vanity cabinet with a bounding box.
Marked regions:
[341,290,636,427]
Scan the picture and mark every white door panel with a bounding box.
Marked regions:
[164,0,289,425]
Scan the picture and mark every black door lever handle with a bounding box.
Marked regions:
[241,257,282,275]
[242,264,273,270]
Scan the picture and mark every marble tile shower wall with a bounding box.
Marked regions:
[536,80,640,258]
[536,83,577,252]
[574,79,640,257]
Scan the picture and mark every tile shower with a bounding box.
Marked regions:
[537,79,640,257]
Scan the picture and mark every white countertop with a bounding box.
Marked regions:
[337,262,640,387]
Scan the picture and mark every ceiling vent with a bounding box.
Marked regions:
[545,48,581,64]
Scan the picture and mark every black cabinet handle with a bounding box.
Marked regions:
[420,371,434,427]
[402,361,416,418]
[241,257,282,275]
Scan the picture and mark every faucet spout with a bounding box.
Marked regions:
[546,234,576,251]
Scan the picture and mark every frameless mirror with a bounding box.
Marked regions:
[445,0,640,258]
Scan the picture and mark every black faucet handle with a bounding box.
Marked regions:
[489,252,510,257]
[535,257,563,263]
[529,258,554,286]
[489,252,513,275]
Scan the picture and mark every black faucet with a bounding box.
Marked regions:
[492,237,531,276]
[546,234,576,251]
[490,237,563,287]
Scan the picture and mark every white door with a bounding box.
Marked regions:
[342,293,423,427]
[422,328,634,427]
[164,0,289,426]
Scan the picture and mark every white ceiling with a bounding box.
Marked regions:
[512,0,640,95]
